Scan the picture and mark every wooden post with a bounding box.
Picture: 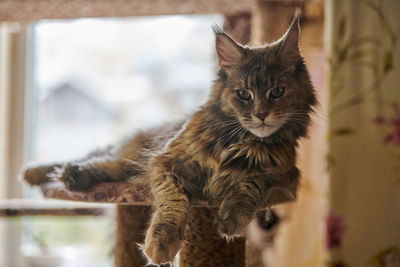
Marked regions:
[180,207,246,267]
[223,11,251,45]
[115,205,151,267]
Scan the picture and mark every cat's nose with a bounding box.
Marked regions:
[255,112,269,121]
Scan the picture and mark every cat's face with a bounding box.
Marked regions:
[213,19,316,138]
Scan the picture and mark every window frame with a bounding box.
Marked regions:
[0,22,33,267]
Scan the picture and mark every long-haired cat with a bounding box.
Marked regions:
[24,15,316,265]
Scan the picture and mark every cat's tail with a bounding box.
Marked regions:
[21,163,63,186]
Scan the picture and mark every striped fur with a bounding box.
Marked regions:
[23,16,316,265]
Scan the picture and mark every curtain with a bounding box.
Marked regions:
[326,0,400,266]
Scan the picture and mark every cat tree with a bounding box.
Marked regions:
[32,169,297,266]
[37,181,247,267]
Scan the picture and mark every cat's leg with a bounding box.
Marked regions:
[23,158,132,191]
[24,145,145,191]
[143,172,190,265]
[58,159,131,191]
[52,145,145,191]
[217,177,266,236]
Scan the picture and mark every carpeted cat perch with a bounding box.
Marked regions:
[28,179,294,267]
[36,181,247,267]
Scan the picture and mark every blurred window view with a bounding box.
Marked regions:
[23,14,223,266]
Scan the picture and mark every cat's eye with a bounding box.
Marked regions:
[270,87,285,98]
[236,89,252,101]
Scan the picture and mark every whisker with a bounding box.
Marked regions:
[196,120,240,136]
[223,125,245,147]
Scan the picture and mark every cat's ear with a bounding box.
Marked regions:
[275,12,301,64]
[213,25,243,70]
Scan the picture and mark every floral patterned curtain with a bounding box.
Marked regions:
[326,0,400,266]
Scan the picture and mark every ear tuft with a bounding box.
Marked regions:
[213,25,243,70]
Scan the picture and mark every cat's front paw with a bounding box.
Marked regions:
[60,164,94,192]
[218,200,252,236]
[143,230,182,265]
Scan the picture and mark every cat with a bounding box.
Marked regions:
[24,15,316,265]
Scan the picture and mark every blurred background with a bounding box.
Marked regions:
[0,0,399,267]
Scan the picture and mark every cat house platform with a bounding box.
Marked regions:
[31,180,249,267]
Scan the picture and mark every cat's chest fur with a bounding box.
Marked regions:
[206,141,295,199]
[164,132,296,202]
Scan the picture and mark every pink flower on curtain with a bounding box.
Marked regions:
[325,211,346,251]
[374,103,400,146]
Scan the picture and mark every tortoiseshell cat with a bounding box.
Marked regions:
[24,15,316,265]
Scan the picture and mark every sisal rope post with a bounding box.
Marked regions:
[115,205,151,267]
[180,207,246,267]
